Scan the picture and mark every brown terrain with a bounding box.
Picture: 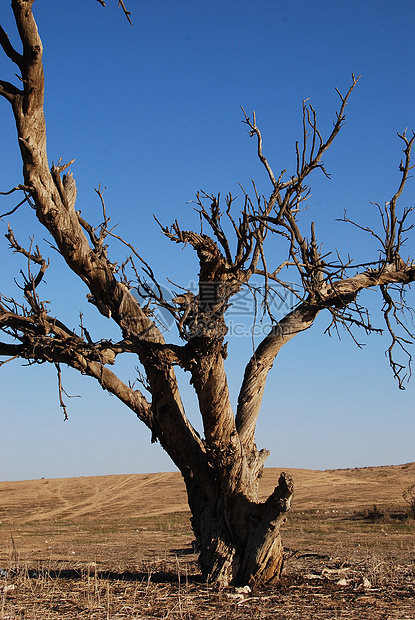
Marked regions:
[0,463,414,619]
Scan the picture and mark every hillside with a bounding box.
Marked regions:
[1,464,414,619]
[1,463,414,568]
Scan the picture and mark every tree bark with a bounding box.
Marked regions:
[1,0,414,590]
[185,467,293,586]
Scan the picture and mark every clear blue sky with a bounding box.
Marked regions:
[0,0,414,481]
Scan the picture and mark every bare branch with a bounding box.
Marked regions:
[0,192,34,219]
[55,362,69,421]
[96,0,132,24]
[381,284,414,389]
[117,0,133,24]
[192,192,234,265]
[6,226,49,307]
[0,78,21,102]
[0,25,23,68]
[241,107,278,188]
[0,353,20,367]
[384,131,415,263]
[0,185,30,197]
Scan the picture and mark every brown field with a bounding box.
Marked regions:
[0,463,414,619]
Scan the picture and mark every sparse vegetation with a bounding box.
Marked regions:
[402,483,415,519]
[1,553,414,620]
[0,464,414,618]
[362,505,385,522]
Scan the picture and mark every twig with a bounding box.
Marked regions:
[55,362,81,421]
[96,0,132,24]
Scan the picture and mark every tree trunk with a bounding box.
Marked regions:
[184,470,293,587]
[4,0,414,591]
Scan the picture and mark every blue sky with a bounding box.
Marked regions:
[0,0,414,481]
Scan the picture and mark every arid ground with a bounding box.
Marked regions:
[1,463,414,619]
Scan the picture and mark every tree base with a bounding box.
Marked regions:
[189,472,293,587]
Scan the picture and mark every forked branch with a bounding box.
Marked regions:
[96,0,132,24]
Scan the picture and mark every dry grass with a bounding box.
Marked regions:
[1,463,414,619]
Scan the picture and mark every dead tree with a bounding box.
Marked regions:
[1,0,414,587]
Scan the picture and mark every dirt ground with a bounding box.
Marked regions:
[0,463,414,619]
